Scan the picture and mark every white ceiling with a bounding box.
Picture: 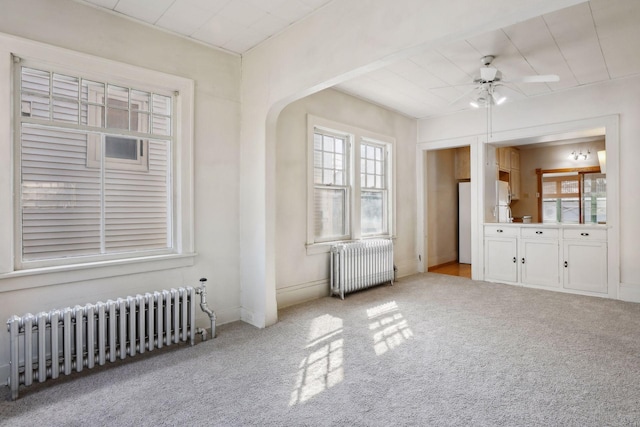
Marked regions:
[77,0,640,119]
[78,0,334,54]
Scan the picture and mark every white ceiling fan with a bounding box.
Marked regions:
[456,55,560,108]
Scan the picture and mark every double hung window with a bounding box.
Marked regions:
[308,116,394,247]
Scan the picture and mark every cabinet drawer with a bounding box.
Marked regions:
[521,228,559,239]
[563,228,607,241]
[485,225,518,237]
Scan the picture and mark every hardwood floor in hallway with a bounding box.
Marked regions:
[428,262,472,279]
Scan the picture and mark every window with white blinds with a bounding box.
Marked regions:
[308,116,394,247]
[16,62,174,267]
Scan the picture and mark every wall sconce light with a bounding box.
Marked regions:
[568,149,590,161]
[597,150,606,173]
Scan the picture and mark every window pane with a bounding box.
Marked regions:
[107,107,129,130]
[152,115,171,136]
[152,94,171,116]
[323,135,334,152]
[335,139,344,153]
[53,98,79,123]
[323,152,334,170]
[22,68,50,95]
[314,188,346,239]
[52,74,78,99]
[108,85,129,106]
[361,191,384,235]
[81,103,104,127]
[314,150,322,168]
[81,80,104,104]
[131,90,150,111]
[314,168,322,184]
[20,125,101,260]
[314,133,322,150]
[132,111,150,133]
[105,136,138,160]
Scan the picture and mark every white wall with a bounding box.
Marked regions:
[0,0,242,381]
[275,88,417,308]
[418,75,640,300]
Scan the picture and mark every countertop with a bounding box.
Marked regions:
[484,222,609,229]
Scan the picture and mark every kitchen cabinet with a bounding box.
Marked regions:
[563,229,608,293]
[454,146,470,180]
[497,147,511,171]
[519,228,560,288]
[510,169,520,201]
[496,147,520,200]
[484,225,518,283]
[484,224,608,296]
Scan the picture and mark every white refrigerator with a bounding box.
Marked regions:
[496,180,512,222]
[458,182,471,264]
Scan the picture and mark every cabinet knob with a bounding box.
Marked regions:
[564,261,568,268]
[497,229,503,233]
[513,257,516,263]
[535,231,543,235]
[580,232,590,236]
[521,258,525,264]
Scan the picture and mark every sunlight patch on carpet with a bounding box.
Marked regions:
[289,314,344,406]
[367,301,413,356]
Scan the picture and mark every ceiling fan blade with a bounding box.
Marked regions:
[480,67,498,81]
[509,74,560,83]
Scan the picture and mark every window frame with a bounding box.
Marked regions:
[0,35,195,287]
[306,115,395,253]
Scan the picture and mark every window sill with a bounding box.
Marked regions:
[0,253,197,293]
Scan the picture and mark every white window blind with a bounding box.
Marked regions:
[17,63,174,266]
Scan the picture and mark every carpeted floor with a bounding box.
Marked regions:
[2,273,640,426]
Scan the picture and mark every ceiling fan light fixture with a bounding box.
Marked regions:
[492,91,506,105]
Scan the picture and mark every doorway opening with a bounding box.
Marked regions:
[424,146,472,279]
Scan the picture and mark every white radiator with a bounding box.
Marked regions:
[330,239,394,299]
[6,280,216,400]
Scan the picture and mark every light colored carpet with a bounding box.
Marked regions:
[2,273,640,426]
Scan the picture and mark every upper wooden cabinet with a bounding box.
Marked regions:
[496,147,521,200]
[455,146,471,180]
[498,147,511,171]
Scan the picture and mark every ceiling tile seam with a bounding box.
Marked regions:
[385,67,451,108]
[540,14,580,87]
[434,46,475,81]
[500,28,553,93]
[152,0,178,25]
[588,2,612,80]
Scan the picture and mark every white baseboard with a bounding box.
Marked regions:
[618,282,640,303]
[276,279,330,309]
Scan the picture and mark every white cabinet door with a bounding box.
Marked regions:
[520,239,560,288]
[484,237,518,283]
[563,240,608,293]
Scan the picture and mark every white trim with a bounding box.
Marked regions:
[0,32,195,278]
